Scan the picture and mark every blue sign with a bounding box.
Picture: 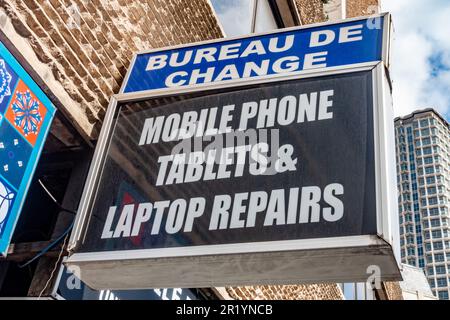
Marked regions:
[55,266,201,300]
[0,41,56,256]
[123,16,385,94]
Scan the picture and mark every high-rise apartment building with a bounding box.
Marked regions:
[395,108,450,300]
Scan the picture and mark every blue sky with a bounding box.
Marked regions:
[381,0,450,120]
[209,1,450,119]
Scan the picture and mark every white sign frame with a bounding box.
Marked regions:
[65,14,400,289]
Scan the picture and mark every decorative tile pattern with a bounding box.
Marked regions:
[0,58,18,114]
[5,80,47,146]
[0,175,15,236]
[0,42,55,256]
[0,120,32,189]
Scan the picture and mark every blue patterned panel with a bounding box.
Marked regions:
[0,120,32,189]
[0,58,19,114]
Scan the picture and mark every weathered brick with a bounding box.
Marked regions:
[346,0,380,18]
[294,0,326,24]
[227,284,344,300]
[1,0,223,138]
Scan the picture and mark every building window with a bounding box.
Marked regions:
[433,241,444,250]
[426,176,435,184]
[419,259,425,268]
[417,236,423,244]
[428,197,438,205]
[253,0,278,33]
[432,230,442,239]
[211,0,278,37]
[429,280,436,288]
[430,219,441,227]
[420,119,429,127]
[435,253,445,262]
[424,156,433,164]
[437,278,448,288]
[340,282,375,300]
[418,247,424,256]
[436,266,446,274]
[429,208,439,216]
[438,291,449,300]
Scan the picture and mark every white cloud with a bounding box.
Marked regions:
[381,0,450,118]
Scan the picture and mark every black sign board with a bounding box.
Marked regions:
[66,15,399,289]
[53,266,200,300]
[66,63,400,289]
[78,71,376,253]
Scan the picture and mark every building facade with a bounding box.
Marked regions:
[399,264,437,300]
[395,108,450,300]
[0,0,405,300]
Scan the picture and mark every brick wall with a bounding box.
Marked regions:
[226,284,343,300]
[383,281,404,300]
[346,0,380,18]
[294,0,380,24]
[294,0,327,24]
[0,0,223,139]
[225,282,403,300]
